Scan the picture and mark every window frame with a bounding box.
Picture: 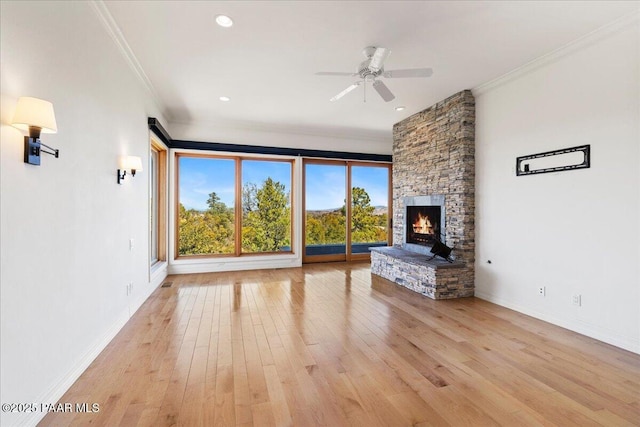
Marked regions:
[174,152,295,259]
[150,136,167,267]
[302,159,392,263]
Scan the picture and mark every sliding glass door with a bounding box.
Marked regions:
[350,165,390,255]
[304,162,347,261]
[303,160,391,263]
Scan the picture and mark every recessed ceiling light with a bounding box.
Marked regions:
[395,106,406,111]
[215,15,233,28]
[219,96,230,102]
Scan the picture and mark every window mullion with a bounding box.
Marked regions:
[235,157,242,257]
[346,162,353,259]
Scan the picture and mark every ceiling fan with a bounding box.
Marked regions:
[316,46,433,103]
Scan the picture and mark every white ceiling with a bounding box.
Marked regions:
[103,1,638,142]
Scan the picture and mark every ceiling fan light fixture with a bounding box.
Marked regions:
[215,14,233,28]
[219,96,230,102]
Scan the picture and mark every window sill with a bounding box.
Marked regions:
[168,252,301,274]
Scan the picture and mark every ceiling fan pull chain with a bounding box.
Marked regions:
[364,79,367,103]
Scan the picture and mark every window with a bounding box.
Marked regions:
[303,160,391,262]
[304,162,347,258]
[241,160,292,253]
[150,137,167,266]
[350,164,390,255]
[176,154,293,258]
[177,156,236,256]
[150,149,159,263]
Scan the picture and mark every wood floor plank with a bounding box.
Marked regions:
[262,364,293,427]
[38,262,640,427]
[269,343,316,426]
[214,285,236,427]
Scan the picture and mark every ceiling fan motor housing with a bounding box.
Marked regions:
[358,59,383,79]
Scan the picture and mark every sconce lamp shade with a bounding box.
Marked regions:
[118,155,128,170]
[127,156,143,172]
[118,155,143,170]
[12,97,58,137]
[12,97,60,165]
[117,155,143,184]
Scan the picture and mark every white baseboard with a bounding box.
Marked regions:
[15,270,167,427]
[168,255,302,275]
[150,261,168,286]
[474,290,640,355]
[16,308,131,427]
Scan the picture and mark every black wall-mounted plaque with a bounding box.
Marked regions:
[516,144,590,176]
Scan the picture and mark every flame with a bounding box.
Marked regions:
[412,212,434,234]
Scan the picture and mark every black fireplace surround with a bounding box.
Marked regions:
[402,195,446,255]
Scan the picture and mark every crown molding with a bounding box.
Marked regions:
[88,0,169,120]
[474,10,640,96]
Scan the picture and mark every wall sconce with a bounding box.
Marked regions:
[117,156,143,184]
[11,97,59,165]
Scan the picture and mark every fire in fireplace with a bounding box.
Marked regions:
[406,206,441,245]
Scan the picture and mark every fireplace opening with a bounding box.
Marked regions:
[406,206,442,246]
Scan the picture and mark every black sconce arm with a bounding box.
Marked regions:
[39,142,59,158]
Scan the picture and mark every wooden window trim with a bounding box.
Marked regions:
[151,137,167,265]
[175,153,295,259]
[302,159,392,263]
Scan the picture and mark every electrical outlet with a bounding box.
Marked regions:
[538,286,546,296]
[572,294,581,306]
[129,238,134,251]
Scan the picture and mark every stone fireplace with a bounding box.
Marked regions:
[371,90,475,299]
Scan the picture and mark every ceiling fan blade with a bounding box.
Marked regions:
[330,82,361,102]
[369,47,390,72]
[316,71,357,76]
[383,68,433,78]
[372,80,395,102]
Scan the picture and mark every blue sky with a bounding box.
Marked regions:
[179,157,237,210]
[179,157,388,211]
[351,165,389,207]
[305,164,388,210]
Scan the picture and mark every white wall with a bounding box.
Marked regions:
[0,2,167,425]
[474,14,639,353]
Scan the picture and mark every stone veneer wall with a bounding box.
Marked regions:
[392,89,475,294]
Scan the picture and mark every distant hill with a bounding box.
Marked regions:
[306,207,341,216]
[307,206,387,216]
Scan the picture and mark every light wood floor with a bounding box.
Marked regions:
[40,262,640,426]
